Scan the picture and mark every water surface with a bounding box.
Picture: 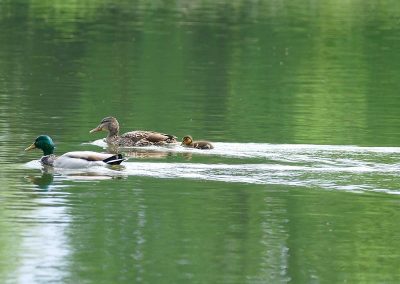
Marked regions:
[1,1,400,283]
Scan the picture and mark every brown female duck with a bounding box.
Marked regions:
[90,117,178,147]
[181,135,214,149]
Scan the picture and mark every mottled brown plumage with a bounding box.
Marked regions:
[90,117,178,147]
[181,135,214,150]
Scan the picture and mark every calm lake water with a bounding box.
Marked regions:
[1,1,400,283]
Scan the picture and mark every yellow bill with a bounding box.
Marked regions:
[25,143,36,151]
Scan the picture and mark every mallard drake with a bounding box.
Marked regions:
[181,135,214,149]
[90,116,178,147]
[25,135,124,168]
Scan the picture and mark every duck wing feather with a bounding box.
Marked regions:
[62,151,117,161]
[122,131,177,143]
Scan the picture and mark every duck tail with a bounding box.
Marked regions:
[103,154,125,165]
[166,134,178,142]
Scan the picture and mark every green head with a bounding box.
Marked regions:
[25,135,55,155]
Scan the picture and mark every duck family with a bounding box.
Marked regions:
[26,116,214,169]
[89,116,214,149]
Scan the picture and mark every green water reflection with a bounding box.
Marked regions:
[2,177,400,283]
[1,0,400,145]
[1,1,400,283]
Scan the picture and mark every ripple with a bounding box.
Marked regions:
[88,139,400,156]
[27,141,400,194]
[119,162,400,193]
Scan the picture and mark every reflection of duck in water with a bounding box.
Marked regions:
[123,149,172,159]
[25,135,124,168]
[90,116,178,147]
[181,135,214,149]
[26,172,54,190]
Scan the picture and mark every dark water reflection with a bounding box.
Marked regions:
[4,177,399,283]
[1,1,400,283]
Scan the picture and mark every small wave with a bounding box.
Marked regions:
[43,141,400,193]
[88,139,400,156]
[87,140,400,168]
[119,161,400,193]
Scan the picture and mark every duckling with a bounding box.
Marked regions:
[90,117,178,147]
[181,135,214,149]
[25,135,124,168]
